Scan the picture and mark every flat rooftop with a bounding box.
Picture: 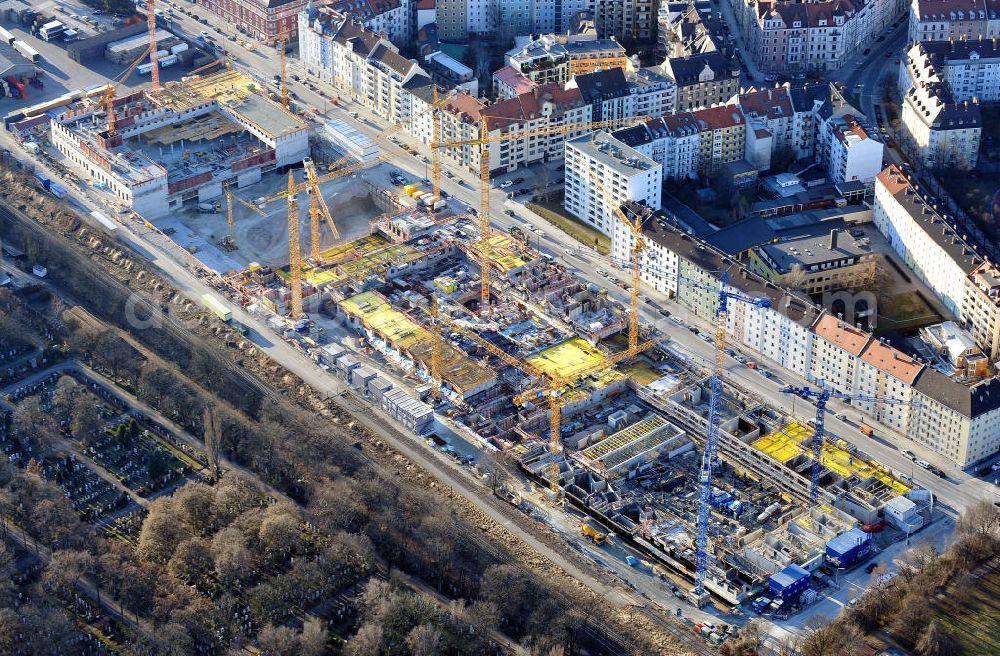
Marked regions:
[567,130,659,177]
[752,422,910,495]
[151,70,305,138]
[760,228,872,273]
[340,291,496,394]
[526,337,607,380]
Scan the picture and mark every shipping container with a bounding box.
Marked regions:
[201,293,232,322]
[170,42,188,55]
[48,182,67,199]
[826,528,872,569]
[13,40,40,63]
[34,171,51,189]
[768,564,810,600]
[137,62,154,75]
[89,210,117,234]
[0,26,15,45]
[159,54,178,68]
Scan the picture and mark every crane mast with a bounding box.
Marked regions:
[147,0,160,91]
[286,172,302,318]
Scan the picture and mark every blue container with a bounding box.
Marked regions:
[826,528,872,569]
[34,172,50,189]
[768,564,810,600]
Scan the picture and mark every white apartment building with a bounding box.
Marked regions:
[612,113,701,182]
[910,369,1000,465]
[564,131,661,235]
[820,114,884,184]
[810,314,872,392]
[908,0,1000,43]
[852,339,922,434]
[628,69,677,118]
[324,0,413,43]
[874,165,983,317]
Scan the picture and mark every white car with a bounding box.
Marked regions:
[915,459,931,470]
[901,449,915,460]
[524,223,535,231]
[499,180,513,189]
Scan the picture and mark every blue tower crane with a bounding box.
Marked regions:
[779,384,921,506]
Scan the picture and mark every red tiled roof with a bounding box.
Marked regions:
[876,164,909,195]
[860,340,924,385]
[692,104,745,130]
[738,86,794,120]
[416,0,434,8]
[492,65,538,95]
[814,314,872,356]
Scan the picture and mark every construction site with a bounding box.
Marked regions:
[3,0,934,617]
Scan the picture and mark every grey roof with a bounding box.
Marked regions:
[567,130,658,175]
[66,23,145,57]
[917,38,1000,67]
[573,67,630,102]
[402,74,437,102]
[623,200,821,325]
[886,179,983,275]
[758,226,871,273]
[0,43,33,80]
[704,217,778,255]
[788,82,833,119]
[664,51,733,87]
[913,367,1000,417]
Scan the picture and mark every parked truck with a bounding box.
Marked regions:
[201,293,232,322]
[197,202,220,213]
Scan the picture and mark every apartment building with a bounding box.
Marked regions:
[908,0,1000,43]
[874,165,983,318]
[480,84,592,174]
[567,67,634,121]
[613,112,701,181]
[195,0,309,41]
[323,0,413,42]
[298,9,426,126]
[692,104,747,174]
[564,131,662,235]
[493,65,539,99]
[627,68,677,118]
[819,114,884,184]
[593,0,657,44]
[436,0,467,38]
[504,34,629,86]
[617,201,1000,467]
[738,0,906,74]
[661,51,738,111]
[657,1,721,60]
[900,38,1000,102]
[964,262,1000,359]
[748,226,878,295]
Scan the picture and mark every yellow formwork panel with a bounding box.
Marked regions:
[753,422,909,494]
[470,234,526,271]
[621,361,664,386]
[340,292,494,393]
[526,337,606,380]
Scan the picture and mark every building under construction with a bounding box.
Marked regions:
[46,69,308,218]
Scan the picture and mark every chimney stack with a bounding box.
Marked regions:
[830,228,839,249]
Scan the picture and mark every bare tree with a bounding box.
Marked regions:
[479,449,512,496]
[258,624,300,656]
[955,500,999,540]
[345,622,384,656]
[298,617,327,656]
[405,623,442,656]
[203,406,223,479]
[915,620,963,656]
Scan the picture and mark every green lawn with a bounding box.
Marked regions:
[526,202,610,255]
[933,559,1000,655]
[876,291,942,333]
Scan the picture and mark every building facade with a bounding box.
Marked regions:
[662,51,738,111]
[908,0,1000,43]
[194,0,310,42]
[564,131,662,235]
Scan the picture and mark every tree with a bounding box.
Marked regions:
[955,500,999,540]
[70,394,104,445]
[345,622,384,656]
[405,623,442,656]
[478,449,511,496]
[299,617,327,656]
[211,525,254,585]
[174,482,217,536]
[258,506,304,559]
[42,549,94,599]
[258,624,300,656]
[137,497,189,564]
[167,537,214,585]
[203,406,223,479]
[890,593,932,646]
[915,620,963,656]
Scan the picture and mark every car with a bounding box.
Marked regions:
[499,180,513,189]
[421,178,431,185]
[930,466,946,479]
[658,308,671,317]
[915,459,931,470]
[901,449,915,460]
[877,35,885,42]
[513,177,525,184]
[835,412,848,421]
[991,462,1000,472]
[597,269,610,278]
[505,209,516,217]
[865,561,880,573]
[201,30,209,37]
[760,370,772,378]
[524,223,535,231]
[863,48,871,55]
[819,565,834,576]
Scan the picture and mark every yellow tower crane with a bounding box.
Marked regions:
[102,45,153,136]
[585,166,647,357]
[279,36,289,110]
[222,184,266,251]
[431,115,650,311]
[147,0,160,92]
[286,171,303,318]
[513,336,666,494]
